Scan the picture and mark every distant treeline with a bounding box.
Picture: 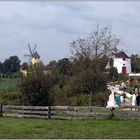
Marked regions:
[0,73,17,78]
[0,56,20,77]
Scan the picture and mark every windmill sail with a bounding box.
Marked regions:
[24,43,38,64]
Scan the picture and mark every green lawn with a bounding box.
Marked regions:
[0,78,17,93]
[0,117,140,139]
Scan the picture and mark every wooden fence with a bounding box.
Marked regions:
[0,105,140,121]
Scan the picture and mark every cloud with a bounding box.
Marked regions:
[0,2,140,64]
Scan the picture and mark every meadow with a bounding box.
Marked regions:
[0,78,18,104]
[0,78,17,92]
[0,117,140,139]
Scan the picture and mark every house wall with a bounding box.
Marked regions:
[114,58,131,74]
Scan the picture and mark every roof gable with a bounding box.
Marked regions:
[115,51,129,58]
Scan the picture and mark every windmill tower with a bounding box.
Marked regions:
[24,43,40,65]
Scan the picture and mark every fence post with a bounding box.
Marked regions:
[109,107,115,119]
[48,106,51,120]
[0,104,3,117]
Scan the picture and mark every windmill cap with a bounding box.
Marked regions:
[32,51,40,58]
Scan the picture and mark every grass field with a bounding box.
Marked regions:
[0,78,17,93]
[0,78,18,104]
[0,117,140,139]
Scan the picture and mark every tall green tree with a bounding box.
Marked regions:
[3,56,20,74]
[57,58,72,76]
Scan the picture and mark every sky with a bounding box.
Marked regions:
[0,1,140,64]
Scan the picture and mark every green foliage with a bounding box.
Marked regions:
[109,67,118,81]
[0,92,21,105]
[118,74,128,81]
[52,71,108,106]
[3,56,20,74]
[52,84,71,105]
[68,94,90,106]
[56,58,72,76]
[131,54,140,73]
[92,91,110,106]
[18,64,55,106]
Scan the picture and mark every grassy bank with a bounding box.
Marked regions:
[0,117,140,139]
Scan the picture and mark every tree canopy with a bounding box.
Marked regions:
[18,64,55,106]
[1,55,20,74]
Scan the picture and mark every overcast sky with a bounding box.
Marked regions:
[0,2,140,64]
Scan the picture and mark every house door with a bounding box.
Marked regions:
[122,66,126,74]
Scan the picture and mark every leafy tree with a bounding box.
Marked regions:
[9,56,21,73]
[48,58,73,90]
[18,64,54,106]
[47,60,57,70]
[3,56,20,74]
[3,59,11,74]
[131,54,140,73]
[57,58,72,76]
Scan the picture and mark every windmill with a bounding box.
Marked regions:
[24,43,40,64]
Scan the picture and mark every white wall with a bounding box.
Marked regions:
[114,58,131,74]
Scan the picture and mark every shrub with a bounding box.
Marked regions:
[0,91,21,105]
[68,94,90,106]
[18,64,55,106]
[92,90,110,107]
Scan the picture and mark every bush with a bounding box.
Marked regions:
[0,91,21,105]
[5,92,20,100]
[92,91,110,107]
[18,64,55,106]
[52,84,70,106]
[68,94,90,106]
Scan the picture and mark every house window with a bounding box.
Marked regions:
[123,58,125,61]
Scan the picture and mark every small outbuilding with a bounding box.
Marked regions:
[113,51,131,74]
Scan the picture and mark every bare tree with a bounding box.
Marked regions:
[70,24,120,106]
[70,24,120,60]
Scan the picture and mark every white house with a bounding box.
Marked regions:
[113,51,131,74]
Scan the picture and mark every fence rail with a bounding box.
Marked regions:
[0,105,140,120]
